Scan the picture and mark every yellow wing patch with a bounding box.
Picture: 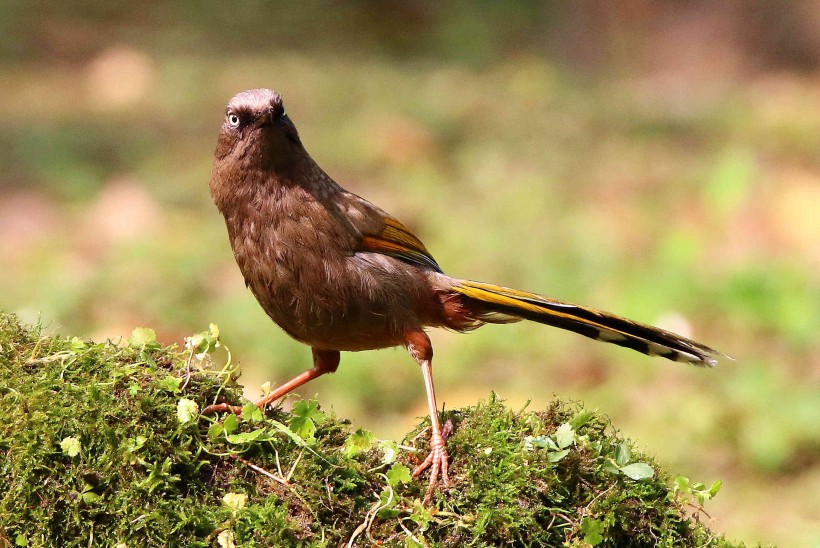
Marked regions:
[359,217,441,271]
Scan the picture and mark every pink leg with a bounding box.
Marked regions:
[202,348,339,415]
[406,331,450,503]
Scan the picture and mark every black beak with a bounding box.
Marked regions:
[254,108,274,128]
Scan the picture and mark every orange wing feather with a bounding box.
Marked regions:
[359,217,441,272]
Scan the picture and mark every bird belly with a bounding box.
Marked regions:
[241,249,435,352]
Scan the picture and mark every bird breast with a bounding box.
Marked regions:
[221,186,433,351]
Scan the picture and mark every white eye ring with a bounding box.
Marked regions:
[227,113,240,127]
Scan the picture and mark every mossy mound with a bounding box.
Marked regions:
[0,313,740,547]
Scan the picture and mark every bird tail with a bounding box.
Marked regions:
[451,280,724,367]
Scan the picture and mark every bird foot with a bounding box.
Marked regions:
[201,402,243,415]
[412,429,450,504]
[202,393,278,416]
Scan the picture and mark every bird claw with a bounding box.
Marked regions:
[201,402,243,415]
[412,430,450,504]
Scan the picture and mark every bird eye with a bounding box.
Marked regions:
[227,113,240,127]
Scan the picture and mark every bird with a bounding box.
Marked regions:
[205,88,725,503]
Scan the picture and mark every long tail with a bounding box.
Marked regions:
[451,280,724,367]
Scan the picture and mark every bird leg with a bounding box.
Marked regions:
[406,331,450,503]
[202,348,339,415]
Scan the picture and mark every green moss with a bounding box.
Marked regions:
[0,313,743,547]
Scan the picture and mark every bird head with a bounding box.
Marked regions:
[214,88,302,167]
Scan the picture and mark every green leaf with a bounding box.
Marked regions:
[123,435,148,463]
[128,327,159,349]
[569,409,595,431]
[289,415,316,440]
[377,487,400,519]
[226,429,270,444]
[343,428,376,457]
[687,479,723,506]
[68,336,86,352]
[620,462,655,480]
[81,491,101,504]
[674,475,690,493]
[185,323,221,356]
[176,398,199,423]
[15,533,28,546]
[615,441,631,466]
[523,435,556,451]
[207,422,225,439]
[241,402,264,422]
[380,440,399,464]
[292,400,327,424]
[155,375,182,393]
[125,435,147,453]
[223,413,239,434]
[547,449,570,463]
[580,517,605,546]
[603,459,622,475]
[60,436,81,457]
[554,423,575,449]
[269,419,310,447]
[386,463,412,486]
[408,500,433,530]
[586,439,602,456]
[289,400,327,440]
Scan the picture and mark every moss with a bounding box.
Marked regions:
[0,312,744,547]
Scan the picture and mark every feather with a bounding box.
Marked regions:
[452,280,726,367]
[359,217,442,272]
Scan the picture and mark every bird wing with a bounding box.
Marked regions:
[359,216,442,272]
[336,191,442,272]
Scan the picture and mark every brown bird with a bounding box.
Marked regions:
[207,88,724,502]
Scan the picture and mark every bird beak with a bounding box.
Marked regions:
[254,109,274,128]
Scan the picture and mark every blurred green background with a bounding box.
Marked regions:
[2,2,819,545]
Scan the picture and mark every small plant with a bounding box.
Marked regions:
[288,399,328,441]
[671,475,723,521]
[603,440,656,480]
[0,314,740,547]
